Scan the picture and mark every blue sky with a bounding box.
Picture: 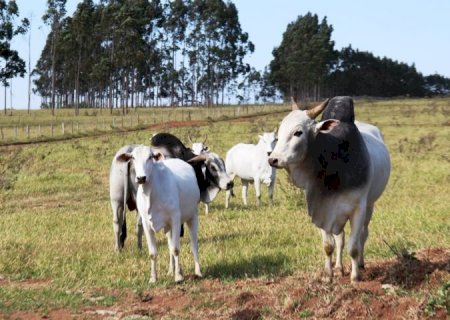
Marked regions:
[7,0,450,109]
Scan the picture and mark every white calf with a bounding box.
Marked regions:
[116,145,201,283]
[225,131,277,207]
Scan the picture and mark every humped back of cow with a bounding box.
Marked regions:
[309,96,370,194]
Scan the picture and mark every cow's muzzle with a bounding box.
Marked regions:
[268,157,279,168]
[226,181,234,190]
[137,176,147,184]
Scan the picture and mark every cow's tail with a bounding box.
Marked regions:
[120,162,128,245]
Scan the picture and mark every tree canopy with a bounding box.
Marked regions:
[268,12,450,101]
[33,0,254,112]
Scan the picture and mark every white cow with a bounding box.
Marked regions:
[116,145,201,283]
[225,131,277,208]
[189,134,209,155]
[268,96,390,283]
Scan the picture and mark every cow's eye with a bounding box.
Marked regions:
[293,130,303,137]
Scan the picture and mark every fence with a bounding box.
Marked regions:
[0,104,287,144]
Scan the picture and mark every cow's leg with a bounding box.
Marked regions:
[225,173,235,209]
[170,218,183,282]
[136,214,143,250]
[166,231,174,276]
[187,215,202,278]
[268,179,275,206]
[204,203,209,215]
[348,204,366,283]
[359,205,374,269]
[334,231,345,276]
[241,179,249,207]
[225,190,232,209]
[254,177,262,206]
[140,215,158,283]
[320,229,335,282]
[111,200,125,251]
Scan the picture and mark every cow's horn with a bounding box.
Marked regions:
[306,98,330,119]
[188,154,208,163]
[203,135,208,144]
[291,96,299,111]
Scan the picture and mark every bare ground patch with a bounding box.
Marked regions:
[1,247,448,319]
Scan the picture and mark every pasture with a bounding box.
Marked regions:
[0,98,449,319]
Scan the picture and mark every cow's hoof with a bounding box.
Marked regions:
[334,266,345,277]
[350,274,361,283]
[175,274,184,283]
[149,277,157,284]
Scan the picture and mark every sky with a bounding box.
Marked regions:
[6,0,450,109]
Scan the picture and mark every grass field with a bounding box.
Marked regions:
[0,97,449,318]
[0,104,283,144]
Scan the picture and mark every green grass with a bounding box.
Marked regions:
[0,104,286,144]
[0,97,449,313]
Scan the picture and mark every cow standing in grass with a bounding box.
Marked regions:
[152,133,233,214]
[268,97,390,282]
[109,144,143,251]
[116,145,201,283]
[188,135,232,214]
[225,131,277,208]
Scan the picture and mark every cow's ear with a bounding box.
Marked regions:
[117,153,133,162]
[153,152,164,161]
[314,119,340,135]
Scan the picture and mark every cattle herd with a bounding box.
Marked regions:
[109,96,391,284]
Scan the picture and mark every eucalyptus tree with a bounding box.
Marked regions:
[0,0,29,115]
[186,0,253,106]
[162,0,188,106]
[43,0,67,115]
[269,12,334,101]
[70,0,96,114]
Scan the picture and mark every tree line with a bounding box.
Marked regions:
[268,12,450,102]
[32,0,255,115]
[1,2,450,115]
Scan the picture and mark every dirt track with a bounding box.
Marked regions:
[3,248,448,319]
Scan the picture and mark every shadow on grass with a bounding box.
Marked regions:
[207,253,289,279]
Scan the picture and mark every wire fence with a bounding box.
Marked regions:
[0,104,288,145]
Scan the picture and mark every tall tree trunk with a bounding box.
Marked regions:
[75,47,81,116]
[50,30,57,116]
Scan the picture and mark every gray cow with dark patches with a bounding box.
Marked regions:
[269,96,390,283]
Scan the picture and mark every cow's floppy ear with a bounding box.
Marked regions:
[153,152,164,161]
[117,153,133,162]
[314,119,340,135]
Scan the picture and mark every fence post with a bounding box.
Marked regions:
[77,122,79,133]
[62,122,65,135]
[51,123,54,137]
[38,125,41,137]
[71,121,74,134]
[14,127,17,141]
